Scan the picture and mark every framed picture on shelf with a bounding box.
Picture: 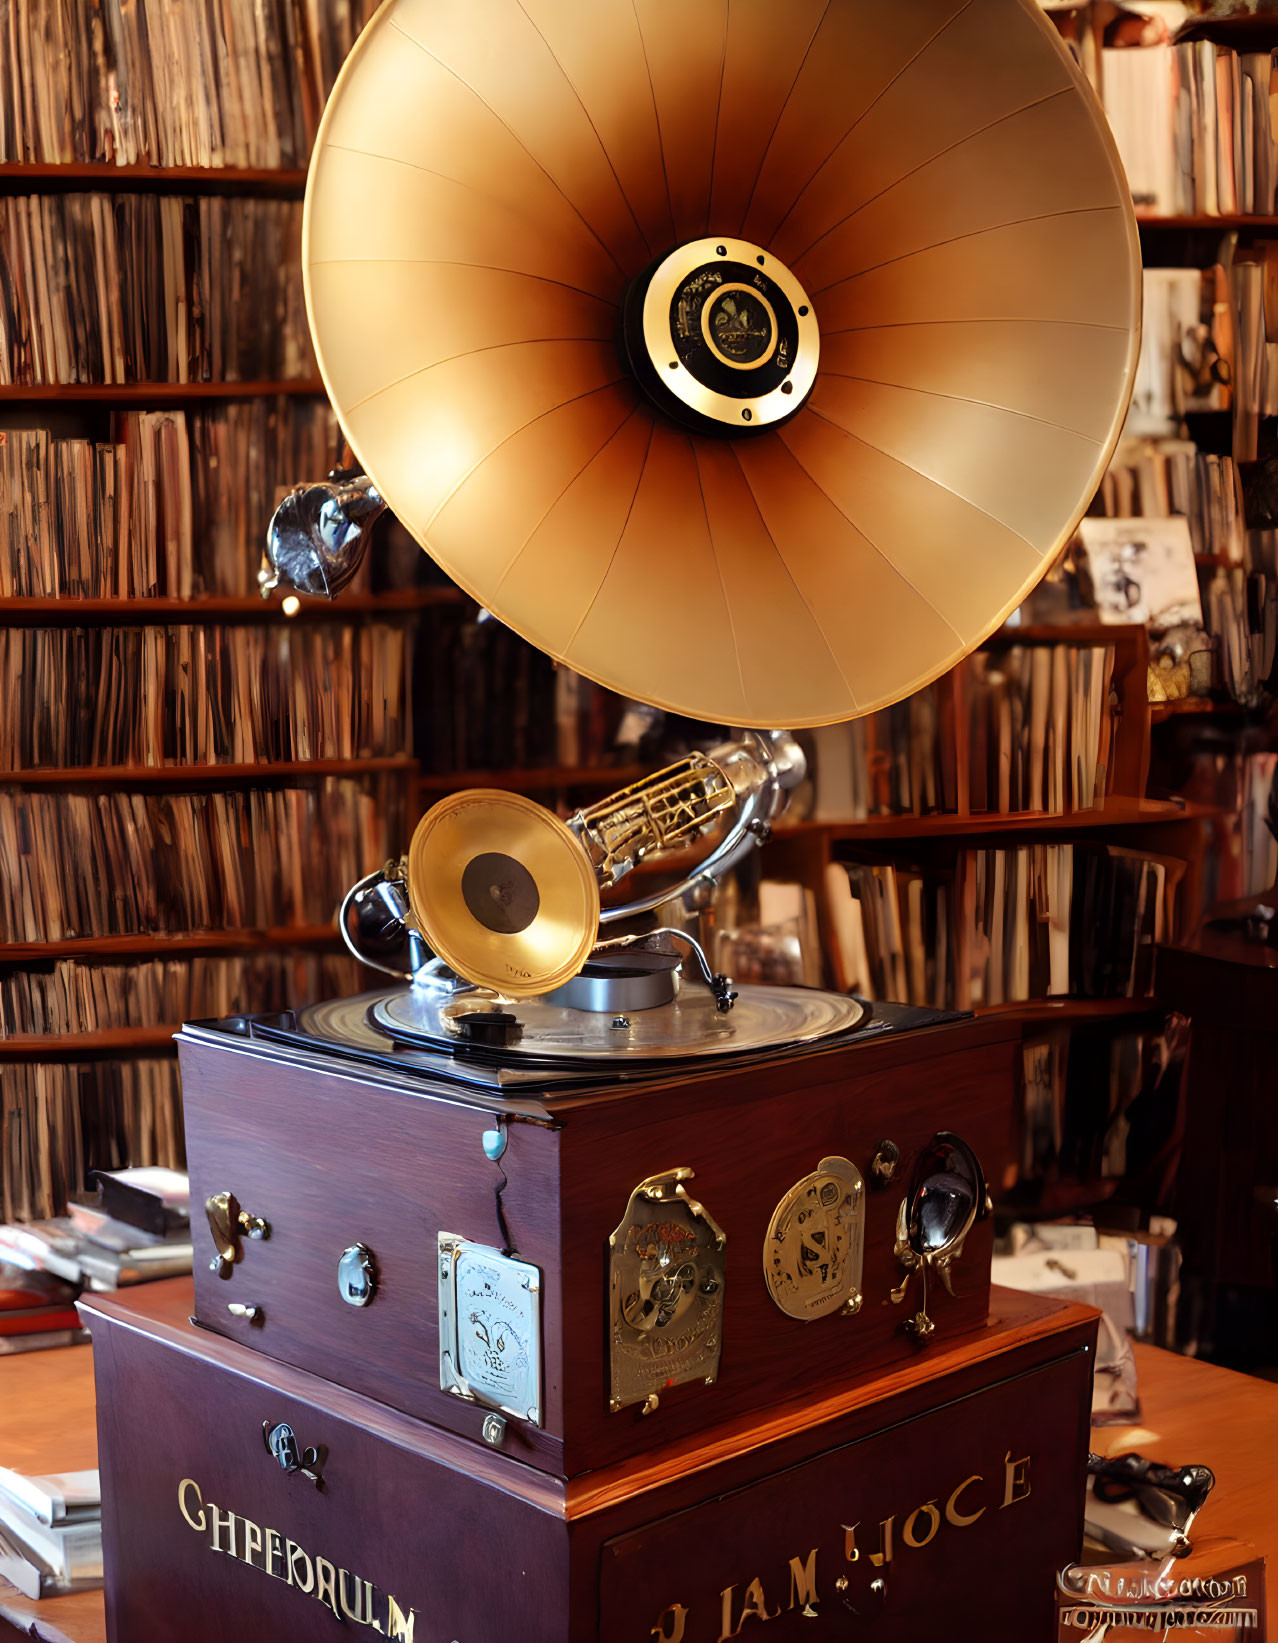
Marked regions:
[1076,517,1204,633]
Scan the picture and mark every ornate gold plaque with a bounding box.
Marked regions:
[608,1168,725,1415]
[763,1156,865,1322]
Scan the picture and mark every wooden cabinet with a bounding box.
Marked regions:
[81,1280,1097,1643]
[179,1011,1018,1478]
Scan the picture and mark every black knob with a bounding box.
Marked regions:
[455,1010,521,1048]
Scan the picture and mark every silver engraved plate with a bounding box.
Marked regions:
[438,1234,542,1427]
[608,1168,725,1415]
[763,1156,865,1322]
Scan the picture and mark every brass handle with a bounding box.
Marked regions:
[206,1190,270,1279]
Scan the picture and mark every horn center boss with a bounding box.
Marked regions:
[621,236,819,434]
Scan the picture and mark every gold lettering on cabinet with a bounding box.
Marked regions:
[945,1475,985,1528]
[652,1451,1036,1638]
[902,1502,940,1550]
[178,1478,205,1533]
[652,1604,689,1641]
[787,1550,819,1616]
[1002,1451,1032,1509]
[175,1478,416,1639]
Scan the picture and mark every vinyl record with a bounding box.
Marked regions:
[407,789,601,996]
[305,0,1140,727]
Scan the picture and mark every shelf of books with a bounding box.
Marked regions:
[0,928,350,964]
[2,758,420,789]
[0,383,326,403]
[0,1,394,1226]
[0,163,308,196]
[0,589,464,623]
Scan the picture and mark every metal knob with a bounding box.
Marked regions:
[337,1243,377,1308]
[262,1421,324,1489]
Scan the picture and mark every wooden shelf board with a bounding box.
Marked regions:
[0,380,324,403]
[991,619,1140,644]
[0,162,307,196]
[1150,697,1245,723]
[789,799,1222,843]
[0,587,462,624]
[0,1025,179,1059]
[0,756,418,789]
[973,996,1164,1024]
[416,762,649,793]
[0,927,340,963]
[1137,213,1278,230]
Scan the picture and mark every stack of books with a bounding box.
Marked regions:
[1,1074,183,1224]
[0,401,340,599]
[0,1263,84,1357]
[0,1469,101,1600]
[0,1168,193,1292]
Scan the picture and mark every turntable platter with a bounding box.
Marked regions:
[371,983,865,1064]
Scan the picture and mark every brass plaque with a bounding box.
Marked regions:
[608,1169,725,1415]
[763,1156,865,1322]
[438,1234,543,1427]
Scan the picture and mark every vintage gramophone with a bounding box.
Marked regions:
[83,4,1143,1640]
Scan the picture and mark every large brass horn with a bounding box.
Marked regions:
[300,0,1140,730]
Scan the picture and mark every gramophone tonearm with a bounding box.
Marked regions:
[339,728,805,1008]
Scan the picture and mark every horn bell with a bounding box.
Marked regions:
[303,0,1140,730]
[407,790,601,998]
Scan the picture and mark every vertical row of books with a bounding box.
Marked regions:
[1076,265,1277,705]
[1058,9,1278,706]
[1,401,344,597]
[0,3,411,1242]
[804,640,1117,823]
[0,0,379,167]
[820,839,1175,1011]
[1100,30,1278,217]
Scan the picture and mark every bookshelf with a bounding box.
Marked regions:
[775,799,1220,843]
[0,928,344,964]
[0,589,463,624]
[0,382,326,403]
[1138,214,1278,230]
[0,1027,179,1059]
[0,163,308,197]
[0,6,410,1222]
[1,757,419,789]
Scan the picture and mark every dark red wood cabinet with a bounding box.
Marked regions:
[82,1281,1096,1643]
[177,1013,1018,1477]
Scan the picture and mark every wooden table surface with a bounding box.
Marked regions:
[1,1295,1276,1643]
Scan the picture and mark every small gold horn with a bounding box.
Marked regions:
[407,790,600,998]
